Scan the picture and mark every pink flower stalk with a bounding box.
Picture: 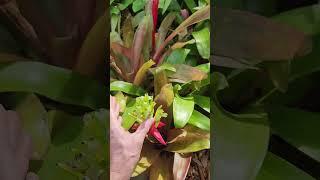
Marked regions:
[148,121,167,145]
[151,0,159,51]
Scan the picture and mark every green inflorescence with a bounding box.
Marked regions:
[129,94,167,126]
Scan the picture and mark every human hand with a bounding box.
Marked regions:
[0,104,38,180]
[110,96,154,180]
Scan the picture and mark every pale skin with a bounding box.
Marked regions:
[0,104,38,180]
[110,96,154,180]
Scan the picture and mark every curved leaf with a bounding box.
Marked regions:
[110,81,146,96]
[165,125,209,153]
[188,110,210,131]
[268,106,320,162]
[173,95,194,128]
[153,5,210,62]
[214,7,311,61]
[164,48,190,64]
[132,142,161,177]
[149,154,173,180]
[74,13,107,76]
[168,64,208,83]
[15,93,50,160]
[213,98,270,180]
[193,95,210,112]
[0,61,106,109]
[173,153,192,180]
[192,26,210,59]
[133,60,155,86]
[257,153,315,180]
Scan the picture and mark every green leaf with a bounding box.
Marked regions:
[184,0,197,13]
[132,0,147,13]
[212,98,270,180]
[166,125,209,153]
[153,5,210,62]
[165,48,190,64]
[257,153,315,180]
[37,111,83,180]
[15,94,50,160]
[196,63,210,73]
[118,0,134,10]
[192,27,210,59]
[159,0,172,15]
[0,62,106,109]
[188,110,209,131]
[132,11,145,28]
[110,81,146,96]
[193,95,209,112]
[173,95,194,128]
[156,12,177,50]
[268,106,320,162]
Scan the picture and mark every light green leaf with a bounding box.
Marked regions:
[110,81,146,96]
[188,110,209,131]
[192,27,210,59]
[132,0,147,13]
[173,95,194,128]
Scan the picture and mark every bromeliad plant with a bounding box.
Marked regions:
[110,0,210,179]
[0,0,107,179]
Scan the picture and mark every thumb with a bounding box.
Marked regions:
[26,172,39,180]
[135,118,154,137]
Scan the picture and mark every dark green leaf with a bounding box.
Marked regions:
[193,95,209,112]
[132,0,147,13]
[256,153,315,180]
[0,62,106,109]
[164,48,190,64]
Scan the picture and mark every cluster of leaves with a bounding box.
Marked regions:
[110,0,210,179]
[213,1,320,179]
[0,0,107,179]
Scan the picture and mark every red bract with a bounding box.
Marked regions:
[148,121,167,145]
[152,0,159,51]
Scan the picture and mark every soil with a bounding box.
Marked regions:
[186,150,210,180]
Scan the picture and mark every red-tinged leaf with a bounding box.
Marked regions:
[131,16,151,74]
[132,141,161,177]
[168,64,208,83]
[133,59,155,86]
[173,153,192,180]
[153,5,210,63]
[149,154,174,180]
[111,42,132,60]
[156,12,177,50]
[181,9,189,20]
[152,0,159,50]
[165,125,210,153]
[214,7,312,61]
